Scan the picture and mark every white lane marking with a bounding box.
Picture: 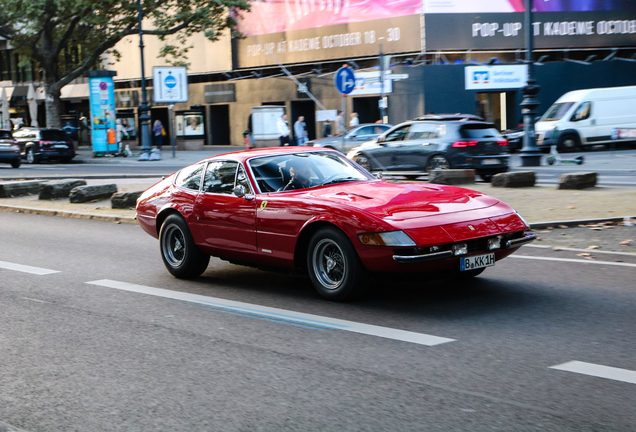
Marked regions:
[510,255,636,268]
[0,260,60,275]
[550,361,636,385]
[21,297,50,303]
[86,279,455,346]
[526,244,636,257]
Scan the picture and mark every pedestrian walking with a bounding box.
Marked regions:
[294,115,308,146]
[349,112,359,127]
[335,111,345,135]
[153,119,165,149]
[277,114,291,146]
[116,119,129,154]
[323,120,332,137]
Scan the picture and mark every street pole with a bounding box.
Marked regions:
[137,0,152,155]
[379,44,387,123]
[341,94,346,152]
[519,0,542,166]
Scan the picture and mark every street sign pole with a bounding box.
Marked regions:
[169,104,176,158]
[341,95,347,152]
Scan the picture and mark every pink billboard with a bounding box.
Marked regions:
[236,0,422,36]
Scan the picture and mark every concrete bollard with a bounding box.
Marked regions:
[558,172,597,190]
[428,169,475,185]
[492,171,536,188]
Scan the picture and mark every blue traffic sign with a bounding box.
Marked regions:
[334,67,355,95]
[165,75,177,89]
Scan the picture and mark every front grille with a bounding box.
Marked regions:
[393,231,526,257]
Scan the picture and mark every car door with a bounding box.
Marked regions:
[395,122,443,170]
[344,125,389,153]
[569,101,593,144]
[367,124,410,170]
[194,160,257,251]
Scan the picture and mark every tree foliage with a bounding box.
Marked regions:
[0,0,250,127]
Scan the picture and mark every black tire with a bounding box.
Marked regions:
[159,214,210,278]
[60,157,74,164]
[26,148,40,164]
[10,159,20,168]
[354,154,372,172]
[558,134,580,153]
[454,268,486,279]
[425,155,450,173]
[307,227,367,301]
[479,173,493,182]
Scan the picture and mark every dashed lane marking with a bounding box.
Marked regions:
[550,361,636,385]
[0,260,61,275]
[510,255,636,268]
[86,279,455,347]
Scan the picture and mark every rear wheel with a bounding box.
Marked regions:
[558,134,580,153]
[479,173,493,182]
[307,227,367,301]
[426,155,450,173]
[10,159,20,168]
[26,148,39,164]
[159,214,210,278]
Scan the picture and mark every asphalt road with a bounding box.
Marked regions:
[1,212,635,431]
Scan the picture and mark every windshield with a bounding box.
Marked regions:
[249,151,373,193]
[541,102,575,121]
[41,130,70,141]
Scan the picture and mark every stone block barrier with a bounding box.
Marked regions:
[558,172,597,190]
[492,171,536,188]
[69,184,118,203]
[0,180,45,198]
[39,179,87,200]
[428,169,475,185]
[111,190,145,209]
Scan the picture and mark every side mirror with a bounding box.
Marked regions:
[233,185,246,198]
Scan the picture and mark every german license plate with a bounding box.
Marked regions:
[481,159,500,165]
[460,253,495,271]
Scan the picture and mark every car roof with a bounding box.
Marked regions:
[413,114,484,121]
[200,146,339,164]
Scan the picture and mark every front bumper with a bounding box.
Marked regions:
[0,151,21,161]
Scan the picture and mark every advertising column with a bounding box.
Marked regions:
[86,70,117,156]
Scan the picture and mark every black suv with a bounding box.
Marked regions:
[13,127,75,164]
[347,118,509,182]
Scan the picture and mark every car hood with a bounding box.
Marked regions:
[305,181,500,222]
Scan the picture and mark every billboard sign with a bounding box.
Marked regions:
[234,0,422,67]
[465,65,528,90]
[89,76,117,153]
[350,71,393,95]
[424,1,636,50]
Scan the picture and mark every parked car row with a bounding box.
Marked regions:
[0,127,75,167]
[310,115,510,182]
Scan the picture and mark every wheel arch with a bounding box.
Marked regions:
[155,207,186,236]
[294,221,350,270]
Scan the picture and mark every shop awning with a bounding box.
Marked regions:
[60,83,89,100]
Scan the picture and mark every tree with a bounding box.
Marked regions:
[0,0,249,128]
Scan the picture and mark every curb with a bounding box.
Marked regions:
[0,204,137,224]
[529,216,636,229]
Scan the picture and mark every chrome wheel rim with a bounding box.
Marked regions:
[162,224,186,267]
[563,138,576,149]
[26,150,34,164]
[356,155,371,172]
[312,239,346,290]
[427,156,449,172]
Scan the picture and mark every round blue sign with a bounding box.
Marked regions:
[334,67,355,95]
[165,75,177,89]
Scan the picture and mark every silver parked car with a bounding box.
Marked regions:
[310,123,392,154]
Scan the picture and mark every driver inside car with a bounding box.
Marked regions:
[283,158,315,191]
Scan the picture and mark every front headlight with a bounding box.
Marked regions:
[358,230,416,247]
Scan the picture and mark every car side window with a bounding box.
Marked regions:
[236,164,253,194]
[203,160,239,194]
[382,125,410,142]
[175,163,204,191]
[571,102,591,121]
[354,126,376,137]
[406,123,440,140]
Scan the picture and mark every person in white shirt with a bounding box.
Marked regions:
[334,111,345,136]
[349,112,359,127]
[277,114,290,146]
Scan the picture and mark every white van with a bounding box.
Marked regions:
[534,85,636,151]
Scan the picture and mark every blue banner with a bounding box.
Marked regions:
[89,77,117,153]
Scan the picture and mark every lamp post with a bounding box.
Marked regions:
[137,0,152,154]
[519,0,542,166]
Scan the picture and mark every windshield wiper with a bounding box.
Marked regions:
[320,177,361,186]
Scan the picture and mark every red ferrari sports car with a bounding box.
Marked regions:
[136,147,535,300]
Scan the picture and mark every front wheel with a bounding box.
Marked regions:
[354,154,372,172]
[558,134,580,153]
[159,214,210,278]
[10,159,20,168]
[426,155,450,173]
[307,227,367,301]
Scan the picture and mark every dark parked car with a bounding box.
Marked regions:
[311,123,392,154]
[501,127,524,152]
[13,127,75,164]
[0,129,21,168]
[347,119,510,182]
